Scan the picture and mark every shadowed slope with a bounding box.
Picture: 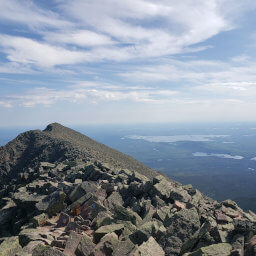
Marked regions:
[0,123,157,185]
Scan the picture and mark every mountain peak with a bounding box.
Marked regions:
[43,122,65,132]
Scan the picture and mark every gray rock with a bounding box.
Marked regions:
[113,204,142,226]
[113,238,135,256]
[32,244,65,256]
[91,232,119,256]
[19,229,42,247]
[31,213,48,227]
[63,231,82,256]
[75,234,95,256]
[0,198,16,225]
[36,191,66,217]
[185,243,232,256]
[0,236,22,256]
[56,212,70,228]
[162,208,200,255]
[131,236,164,256]
[94,224,124,243]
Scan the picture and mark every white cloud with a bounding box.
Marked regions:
[43,30,114,47]
[0,35,88,67]
[0,0,72,29]
[1,83,177,107]
[0,0,245,68]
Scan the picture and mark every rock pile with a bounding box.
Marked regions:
[0,123,256,256]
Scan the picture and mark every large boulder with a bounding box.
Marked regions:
[69,182,98,203]
[36,191,66,217]
[0,198,17,226]
[63,231,82,256]
[75,234,95,256]
[161,208,200,255]
[131,236,164,256]
[113,204,142,226]
[91,232,119,256]
[19,229,42,247]
[94,224,124,243]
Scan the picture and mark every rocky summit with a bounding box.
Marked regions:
[0,123,256,256]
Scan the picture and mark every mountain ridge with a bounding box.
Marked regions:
[0,122,157,186]
[0,123,255,256]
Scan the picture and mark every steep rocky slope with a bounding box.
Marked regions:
[0,123,256,256]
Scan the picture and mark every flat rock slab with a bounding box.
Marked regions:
[63,231,82,256]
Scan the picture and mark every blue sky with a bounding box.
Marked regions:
[1,0,256,126]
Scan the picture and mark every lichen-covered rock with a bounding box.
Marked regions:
[131,236,165,256]
[0,236,22,256]
[56,212,70,228]
[91,232,119,256]
[0,198,17,225]
[36,191,66,217]
[113,204,142,226]
[162,208,200,255]
[113,238,135,256]
[246,235,256,256]
[104,191,124,209]
[94,224,124,242]
[130,221,166,245]
[75,234,95,256]
[32,244,65,256]
[19,229,42,247]
[63,231,82,256]
[185,243,232,256]
[31,213,48,227]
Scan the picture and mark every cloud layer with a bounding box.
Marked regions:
[1,0,256,124]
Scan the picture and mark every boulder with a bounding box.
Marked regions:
[130,221,166,245]
[75,234,95,256]
[185,243,232,256]
[231,234,244,256]
[246,235,256,256]
[69,182,97,203]
[234,219,256,232]
[19,229,42,247]
[13,190,45,210]
[181,220,211,254]
[94,224,124,243]
[162,208,200,255]
[31,213,48,227]
[0,236,22,256]
[18,241,44,255]
[36,191,66,217]
[63,231,82,256]
[113,238,135,256]
[56,212,70,228]
[91,232,119,256]
[131,236,164,256]
[153,206,171,222]
[113,204,142,226]
[0,198,17,225]
[32,244,65,256]
[104,191,124,209]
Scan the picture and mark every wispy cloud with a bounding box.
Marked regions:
[0,0,72,29]
[1,83,177,107]
[0,0,245,69]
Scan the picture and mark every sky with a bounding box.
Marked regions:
[1,0,256,126]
